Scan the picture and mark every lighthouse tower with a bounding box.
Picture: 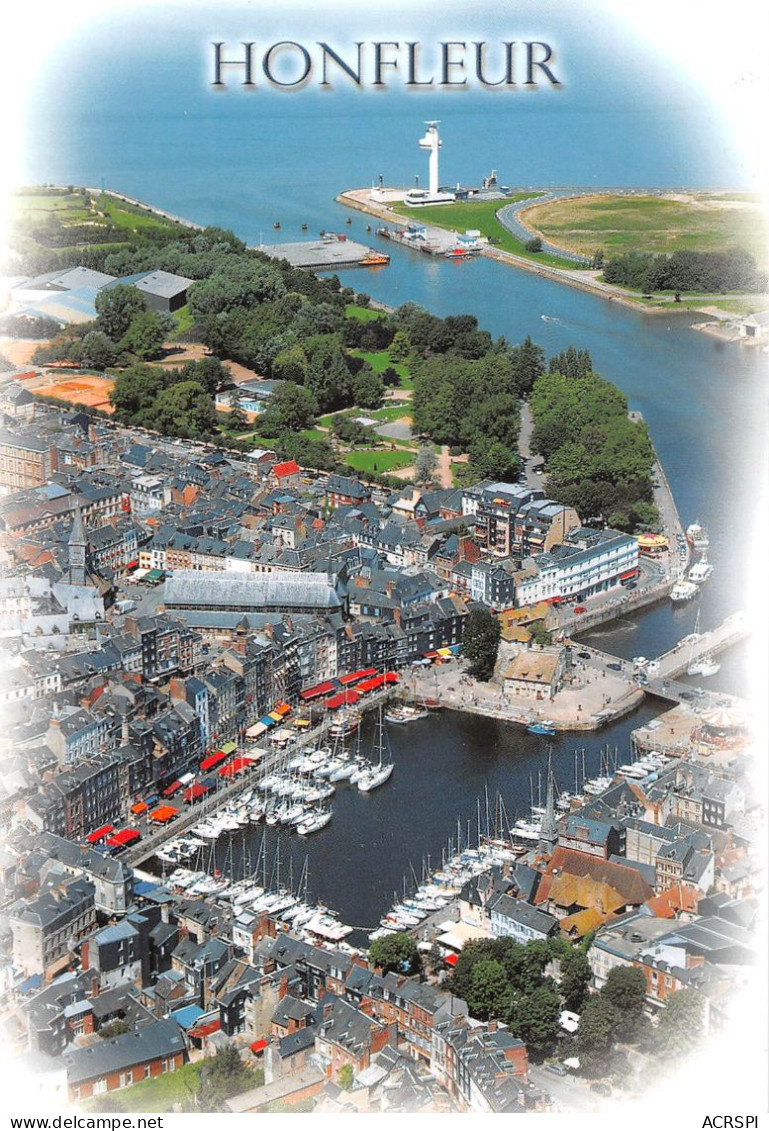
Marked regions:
[419,121,442,197]
[404,121,456,208]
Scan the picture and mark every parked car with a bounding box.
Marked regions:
[607,662,622,671]
[590,1082,612,1097]
[545,1063,568,1077]
[577,651,591,660]
[574,606,586,615]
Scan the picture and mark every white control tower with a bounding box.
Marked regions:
[404,121,456,208]
[418,121,442,197]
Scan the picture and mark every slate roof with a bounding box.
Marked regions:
[163,569,343,611]
[62,1019,185,1084]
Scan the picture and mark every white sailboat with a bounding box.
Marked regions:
[358,705,395,792]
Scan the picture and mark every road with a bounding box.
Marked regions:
[528,1065,605,1114]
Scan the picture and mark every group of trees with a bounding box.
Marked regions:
[410,332,546,482]
[109,357,230,439]
[530,352,658,531]
[33,284,174,369]
[445,936,590,1059]
[577,967,705,1079]
[602,248,767,294]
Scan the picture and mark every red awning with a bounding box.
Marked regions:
[250,1038,268,1054]
[200,749,228,772]
[300,680,338,701]
[444,953,458,967]
[85,824,114,844]
[126,560,139,570]
[189,1020,222,1039]
[219,757,250,777]
[384,671,399,684]
[184,783,209,803]
[620,568,639,580]
[150,805,179,823]
[274,702,291,716]
[356,674,385,694]
[162,780,183,797]
[338,668,377,686]
[324,689,361,710]
[131,801,148,815]
[104,828,140,847]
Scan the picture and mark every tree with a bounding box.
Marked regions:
[529,621,552,647]
[337,1063,354,1090]
[152,380,216,439]
[259,382,318,435]
[654,990,705,1060]
[196,1044,253,1113]
[600,966,647,1040]
[272,343,309,385]
[467,959,513,1021]
[462,608,501,682]
[97,1019,131,1039]
[80,330,118,369]
[352,368,384,409]
[95,284,148,340]
[109,364,163,419]
[368,931,421,976]
[577,995,622,1077]
[510,982,561,1057]
[118,310,168,360]
[414,445,438,485]
[559,949,592,1013]
[525,236,543,253]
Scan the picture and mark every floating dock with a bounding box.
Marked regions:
[261,237,389,270]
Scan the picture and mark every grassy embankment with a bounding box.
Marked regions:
[524,192,769,314]
[388,195,581,270]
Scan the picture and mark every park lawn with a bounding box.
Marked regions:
[83,1061,204,1113]
[172,305,194,336]
[345,448,414,473]
[352,349,413,389]
[299,428,328,442]
[389,197,578,270]
[365,404,411,423]
[523,193,769,264]
[11,190,88,217]
[345,303,384,322]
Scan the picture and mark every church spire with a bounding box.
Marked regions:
[68,503,87,586]
[539,747,559,851]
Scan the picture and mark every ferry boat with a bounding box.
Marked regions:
[670,579,698,602]
[527,720,556,736]
[688,555,714,584]
[686,522,709,550]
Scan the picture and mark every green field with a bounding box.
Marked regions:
[345,448,414,473]
[389,196,580,269]
[523,193,769,264]
[351,349,412,389]
[10,186,182,252]
[345,303,385,322]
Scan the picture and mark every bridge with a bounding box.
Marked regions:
[648,611,747,681]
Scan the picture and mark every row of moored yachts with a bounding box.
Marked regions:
[370,842,519,942]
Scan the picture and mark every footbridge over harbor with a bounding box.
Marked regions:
[646,610,747,681]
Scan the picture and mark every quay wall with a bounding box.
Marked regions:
[125,687,394,866]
